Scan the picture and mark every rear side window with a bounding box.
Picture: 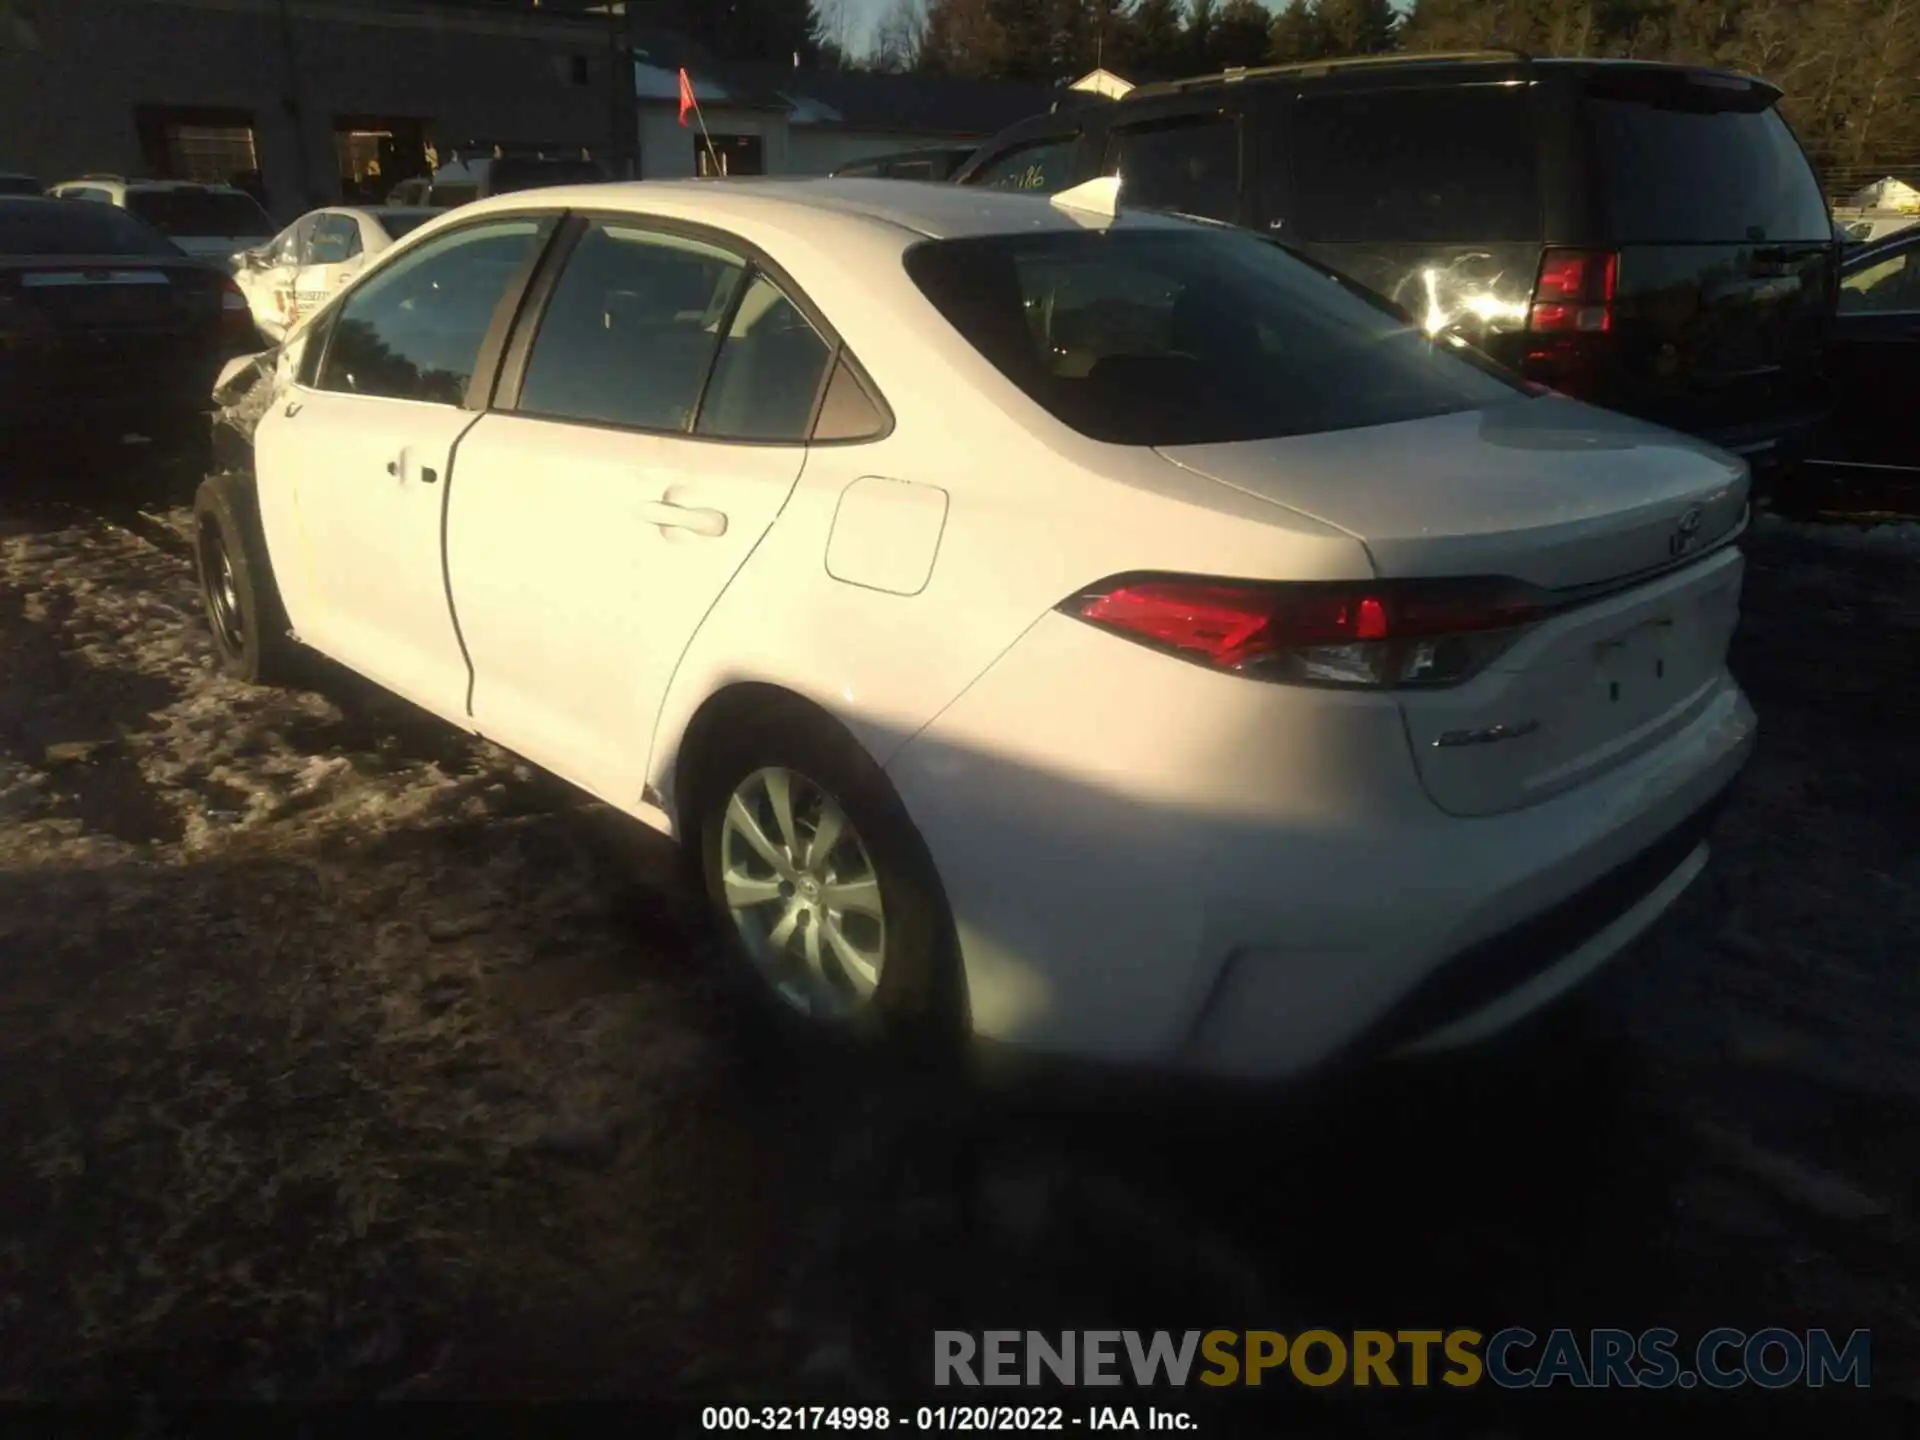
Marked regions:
[1106,114,1240,223]
[517,221,746,431]
[967,136,1078,193]
[694,273,833,442]
[1841,239,1920,314]
[1292,87,1539,243]
[1585,89,1830,243]
[905,227,1521,447]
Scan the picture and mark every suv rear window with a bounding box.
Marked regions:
[488,159,604,194]
[904,226,1521,447]
[1292,86,1539,243]
[1584,81,1831,243]
[126,189,273,238]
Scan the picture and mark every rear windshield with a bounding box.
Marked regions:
[1585,84,1831,243]
[0,198,179,256]
[126,189,274,238]
[905,227,1523,447]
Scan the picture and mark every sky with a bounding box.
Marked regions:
[830,0,1292,58]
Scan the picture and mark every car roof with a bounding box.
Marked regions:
[330,205,437,219]
[128,180,249,194]
[457,177,1193,242]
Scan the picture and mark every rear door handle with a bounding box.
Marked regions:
[637,500,727,537]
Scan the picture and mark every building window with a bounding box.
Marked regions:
[334,117,432,204]
[696,134,764,178]
[134,105,260,187]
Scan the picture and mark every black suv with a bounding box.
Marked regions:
[954,52,1839,479]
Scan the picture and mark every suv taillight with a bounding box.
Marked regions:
[218,275,253,340]
[1522,248,1619,395]
[1060,575,1551,689]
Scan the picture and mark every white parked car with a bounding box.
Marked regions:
[193,179,1755,1079]
[232,205,439,341]
[48,177,275,264]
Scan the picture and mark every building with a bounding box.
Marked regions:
[0,0,1053,219]
[641,62,1056,180]
[0,0,654,217]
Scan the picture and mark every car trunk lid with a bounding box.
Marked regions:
[1157,397,1750,815]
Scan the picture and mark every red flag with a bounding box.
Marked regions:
[677,68,696,128]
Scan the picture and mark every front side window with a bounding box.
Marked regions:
[1292,86,1539,244]
[1106,115,1240,223]
[517,221,746,431]
[967,136,1078,194]
[308,213,362,265]
[1841,241,1920,314]
[315,217,544,404]
[694,273,833,442]
[905,226,1522,447]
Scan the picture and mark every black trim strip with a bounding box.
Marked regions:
[1361,783,1735,1055]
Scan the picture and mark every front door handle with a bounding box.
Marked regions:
[637,500,728,537]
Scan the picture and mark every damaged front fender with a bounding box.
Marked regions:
[209,330,309,475]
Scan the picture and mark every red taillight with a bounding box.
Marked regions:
[1063,576,1548,688]
[1528,248,1618,335]
[1523,248,1619,396]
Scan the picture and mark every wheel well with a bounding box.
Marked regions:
[669,679,972,1035]
[669,682,846,838]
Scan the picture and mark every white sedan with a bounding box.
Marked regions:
[232,205,438,341]
[193,179,1755,1079]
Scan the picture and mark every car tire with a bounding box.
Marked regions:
[692,698,966,1061]
[192,471,297,685]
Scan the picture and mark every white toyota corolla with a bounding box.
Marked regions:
[195,178,1755,1079]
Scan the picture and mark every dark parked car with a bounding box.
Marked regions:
[830,145,978,181]
[1810,227,1920,486]
[955,52,1840,490]
[0,171,42,196]
[0,196,253,465]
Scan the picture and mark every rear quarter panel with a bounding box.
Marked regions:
[637,206,1370,830]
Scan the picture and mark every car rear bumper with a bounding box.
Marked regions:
[889,611,1757,1082]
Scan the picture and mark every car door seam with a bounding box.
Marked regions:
[641,444,815,795]
[438,410,491,719]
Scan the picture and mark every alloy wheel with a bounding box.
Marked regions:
[202,523,245,655]
[717,766,887,1019]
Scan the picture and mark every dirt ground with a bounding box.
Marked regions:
[0,471,1914,1436]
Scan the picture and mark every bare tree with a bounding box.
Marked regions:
[874,0,932,73]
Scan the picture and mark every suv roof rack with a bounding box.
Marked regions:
[1130,48,1531,98]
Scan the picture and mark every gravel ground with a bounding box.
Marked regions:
[0,479,1914,1435]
